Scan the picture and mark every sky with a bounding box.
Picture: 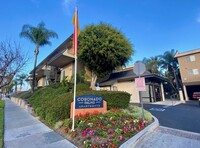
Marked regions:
[1,0,200,75]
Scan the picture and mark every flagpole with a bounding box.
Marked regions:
[72,49,77,131]
[72,7,78,131]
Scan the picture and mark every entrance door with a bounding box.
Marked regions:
[155,86,162,101]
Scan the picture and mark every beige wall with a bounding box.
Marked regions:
[178,52,200,85]
[113,81,140,103]
[61,63,73,81]
[37,77,45,87]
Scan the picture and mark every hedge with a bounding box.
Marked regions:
[28,86,130,125]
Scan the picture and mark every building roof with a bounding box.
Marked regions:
[30,34,73,74]
[99,68,168,87]
[174,48,200,58]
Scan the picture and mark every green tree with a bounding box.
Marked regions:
[78,23,133,89]
[141,56,161,74]
[12,79,18,93]
[16,73,28,91]
[20,22,58,92]
[160,49,181,94]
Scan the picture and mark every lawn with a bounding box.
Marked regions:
[0,100,4,148]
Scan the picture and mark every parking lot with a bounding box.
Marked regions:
[132,100,200,133]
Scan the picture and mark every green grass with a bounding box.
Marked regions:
[0,100,4,148]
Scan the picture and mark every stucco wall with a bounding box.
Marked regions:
[113,81,140,103]
[37,77,45,87]
[61,63,73,81]
[178,52,200,85]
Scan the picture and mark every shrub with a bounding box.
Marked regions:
[76,83,91,91]
[28,87,131,125]
[123,105,153,122]
[12,91,33,100]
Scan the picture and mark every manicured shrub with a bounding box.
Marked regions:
[76,83,91,91]
[12,91,32,100]
[28,87,131,125]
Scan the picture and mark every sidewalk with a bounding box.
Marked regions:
[4,98,77,148]
[135,126,200,148]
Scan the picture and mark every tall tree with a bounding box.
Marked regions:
[160,49,181,94]
[78,23,133,89]
[141,56,161,74]
[16,73,28,91]
[12,79,18,93]
[20,22,58,92]
[0,41,28,90]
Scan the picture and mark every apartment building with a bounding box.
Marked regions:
[99,67,168,103]
[30,35,91,87]
[174,49,200,100]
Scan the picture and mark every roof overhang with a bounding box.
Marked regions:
[174,48,200,58]
[47,52,74,68]
[183,81,200,86]
[117,73,168,83]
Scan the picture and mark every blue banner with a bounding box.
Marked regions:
[75,94,103,109]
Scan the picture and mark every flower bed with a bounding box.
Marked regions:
[56,106,152,148]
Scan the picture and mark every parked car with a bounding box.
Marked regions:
[193,92,200,106]
[193,92,200,99]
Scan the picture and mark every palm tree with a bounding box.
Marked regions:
[16,73,27,91]
[141,56,161,74]
[160,49,180,94]
[11,79,18,93]
[20,22,58,92]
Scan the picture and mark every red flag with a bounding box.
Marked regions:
[72,7,79,56]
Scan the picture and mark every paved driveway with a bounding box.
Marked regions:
[132,100,200,133]
[135,126,200,148]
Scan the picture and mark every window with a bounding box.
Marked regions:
[186,55,196,62]
[188,69,199,75]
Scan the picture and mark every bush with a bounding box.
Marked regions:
[12,91,33,100]
[28,87,130,125]
[76,83,91,91]
[123,105,153,122]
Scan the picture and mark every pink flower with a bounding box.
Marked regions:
[89,130,95,136]
[108,129,114,134]
[119,135,123,141]
[82,131,87,137]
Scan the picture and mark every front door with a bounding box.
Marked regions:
[155,86,162,101]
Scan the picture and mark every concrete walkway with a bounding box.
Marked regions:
[4,98,77,148]
[135,126,200,148]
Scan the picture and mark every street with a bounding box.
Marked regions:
[133,100,200,133]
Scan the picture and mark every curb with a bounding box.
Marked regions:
[10,97,33,114]
[120,116,159,148]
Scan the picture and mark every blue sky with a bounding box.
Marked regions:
[1,0,200,74]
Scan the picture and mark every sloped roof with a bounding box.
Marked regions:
[30,34,73,74]
[99,69,151,86]
[174,48,200,58]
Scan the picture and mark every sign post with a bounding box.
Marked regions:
[133,62,146,121]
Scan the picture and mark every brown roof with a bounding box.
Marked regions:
[99,68,169,87]
[30,34,73,74]
[174,48,200,58]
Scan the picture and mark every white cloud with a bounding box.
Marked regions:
[62,0,76,16]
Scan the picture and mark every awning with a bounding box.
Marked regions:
[48,52,75,68]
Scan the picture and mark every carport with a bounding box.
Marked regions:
[186,85,200,100]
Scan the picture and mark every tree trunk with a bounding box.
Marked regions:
[90,72,97,90]
[32,45,39,93]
